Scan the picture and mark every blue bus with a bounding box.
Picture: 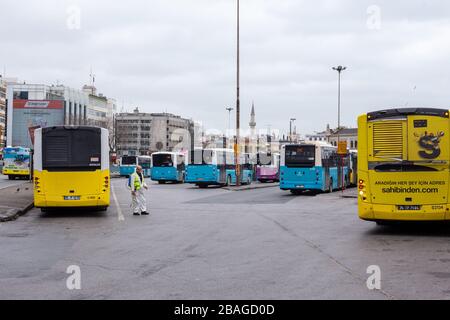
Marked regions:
[2,146,31,180]
[185,148,253,188]
[280,142,350,194]
[151,152,186,184]
[138,156,152,178]
[119,155,151,177]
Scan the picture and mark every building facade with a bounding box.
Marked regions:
[0,77,8,148]
[115,108,194,156]
[6,83,116,148]
[305,124,358,150]
[328,127,358,150]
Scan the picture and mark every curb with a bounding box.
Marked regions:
[0,202,34,222]
[223,183,279,192]
[341,195,358,199]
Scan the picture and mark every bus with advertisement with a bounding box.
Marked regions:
[185,148,253,188]
[151,152,186,184]
[358,108,450,223]
[2,146,31,180]
[280,142,350,194]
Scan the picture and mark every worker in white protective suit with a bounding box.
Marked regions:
[130,165,149,216]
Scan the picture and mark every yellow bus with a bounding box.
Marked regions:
[33,126,110,211]
[358,108,450,223]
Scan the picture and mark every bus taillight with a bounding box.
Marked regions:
[358,179,365,189]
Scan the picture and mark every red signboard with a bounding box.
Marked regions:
[13,99,64,109]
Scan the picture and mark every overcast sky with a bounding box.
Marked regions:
[2,0,450,136]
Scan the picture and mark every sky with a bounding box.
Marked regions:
[2,0,450,137]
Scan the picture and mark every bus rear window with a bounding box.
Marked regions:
[285,145,315,167]
[153,154,173,167]
[374,164,438,172]
[43,128,101,171]
[121,156,137,165]
[138,157,151,169]
[257,153,272,166]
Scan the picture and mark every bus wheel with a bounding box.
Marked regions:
[40,208,48,213]
[8,175,14,180]
[328,179,333,193]
[158,181,166,184]
[198,184,208,189]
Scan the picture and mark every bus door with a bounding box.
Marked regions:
[321,148,334,190]
[217,150,227,183]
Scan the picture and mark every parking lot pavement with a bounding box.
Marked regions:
[0,175,28,190]
[1,179,450,299]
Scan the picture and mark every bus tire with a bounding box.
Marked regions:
[290,189,301,195]
[198,184,208,189]
[158,181,166,184]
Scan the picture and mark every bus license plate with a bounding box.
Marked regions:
[64,196,80,200]
[397,205,421,211]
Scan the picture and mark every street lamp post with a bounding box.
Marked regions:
[226,107,233,149]
[289,118,296,142]
[226,107,234,133]
[235,0,241,186]
[332,65,346,190]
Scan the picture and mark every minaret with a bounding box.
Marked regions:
[249,101,256,131]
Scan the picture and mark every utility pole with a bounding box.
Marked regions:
[289,118,296,142]
[235,0,241,186]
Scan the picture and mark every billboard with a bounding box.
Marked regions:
[12,99,64,148]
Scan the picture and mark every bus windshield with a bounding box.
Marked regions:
[153,154,174,167]
[121,156,137,165]
[285,145,315,168]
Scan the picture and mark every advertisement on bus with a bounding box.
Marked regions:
[2,147,31,178]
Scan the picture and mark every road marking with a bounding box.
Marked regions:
[111,184,125,221]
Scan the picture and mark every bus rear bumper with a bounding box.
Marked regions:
[3,169,30,176]
[359,202,449,221]
[280,181,324,191]
[34,194,110,208]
